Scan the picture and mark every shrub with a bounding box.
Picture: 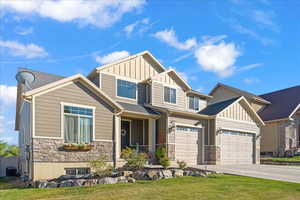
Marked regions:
[89,155,113,177]
[121,147,147,169]
[177,160,187,169]
[155,146,170,169]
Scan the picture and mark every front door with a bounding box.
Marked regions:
[121,120,130,150]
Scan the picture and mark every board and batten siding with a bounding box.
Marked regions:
[34,81,115,140]
[152,82,186,110]
[219,101,255,123]
[99,54,163,81]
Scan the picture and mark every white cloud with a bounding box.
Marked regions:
[0,85,17,105]
[123,17,157,37]
[153,28,197,50]
[95,50,130,65]
[232,24,276,46]
[15,27,33,35]
[0,115,5,133]
[251,10,279,32]
[244,77,260,84]
[194,41,241,77]
[0,40,48,58]
[124,21,140,36]
[0,0,146,28]
[239,63,263,71]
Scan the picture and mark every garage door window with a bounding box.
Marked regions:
[176,126,200,132]
[223,131,253,137]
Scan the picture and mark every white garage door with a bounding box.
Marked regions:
[221,131,254,165]
[175,126,202,165]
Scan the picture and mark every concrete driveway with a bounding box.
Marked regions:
[196,165,300,183]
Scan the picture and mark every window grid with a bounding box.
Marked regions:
[164,86,176,104]
[189,96,200,111]
[117,79,137,99]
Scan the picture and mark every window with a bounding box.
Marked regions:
[117,79,137,99]
[176,126,200,132]
[164,86,176,104]
[189,96,200,111]
[63,105,93,144]
[65,168,90,175]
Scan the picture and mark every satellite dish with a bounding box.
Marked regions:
[15,71,35,89]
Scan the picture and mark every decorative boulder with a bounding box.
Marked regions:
[84,179,99,186]
[73,179,86,187]
[38,181,48,188]
[172,169,184,177]
[117,176,128,183]
[127,177,136,183]
[46,181,58,188]
[98,177,118,184]
[162,170,173,179]
[132,170,148,180]
[60,180,74,187]
[146,169,160,180]
[122,171,133,177]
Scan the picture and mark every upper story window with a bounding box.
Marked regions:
[164,86,176,104]
[117,79,137,100]
[189,96,200,111]
[63,105,93,144]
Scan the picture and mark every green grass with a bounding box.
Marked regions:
[1,175,300,200]
[261,155,300,163]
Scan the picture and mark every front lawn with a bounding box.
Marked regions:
[261,155,300,163]
[1,175,300,200]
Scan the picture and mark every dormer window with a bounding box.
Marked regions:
[117,79,137,100]
[164,86,176,104]
[189,96,200,111]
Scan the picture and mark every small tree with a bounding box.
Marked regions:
[89,155,113,177]
[121,147,147,169]
[177,160,187,169]
[155,146,170,169]
[0,141,19,157]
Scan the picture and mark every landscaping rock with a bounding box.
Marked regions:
[127,177,136,183]
[73,179,86,187]
[146,169,160,180]
[46,181,58,188]
[117,176,128,183]
[132,170,148,180]
[172,169,184,177]
[111,171,122,178]
[98,177,118,184]
[38,181,48,188]
[58,175,83,181]
[162,170,173,179]
[122,171,133,177]
[60,180,74,187]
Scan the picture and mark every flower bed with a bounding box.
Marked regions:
[61,144,94,151]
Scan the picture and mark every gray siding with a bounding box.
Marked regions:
[152,82,186,110]
[216,118,260,134]
[34,81,115,140]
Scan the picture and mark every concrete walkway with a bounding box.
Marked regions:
[196,165,300,184]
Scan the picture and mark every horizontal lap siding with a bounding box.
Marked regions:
[216,118,259,134]
[34,81,114,140]
[152,82,186,110]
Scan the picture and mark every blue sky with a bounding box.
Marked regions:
[0,0,299,144]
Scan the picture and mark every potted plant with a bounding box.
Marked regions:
[62,144,94,151]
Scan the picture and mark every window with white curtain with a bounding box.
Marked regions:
[63,105,93,144]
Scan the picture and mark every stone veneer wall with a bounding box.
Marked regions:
[204,145,220,165]
[33,138,113,162]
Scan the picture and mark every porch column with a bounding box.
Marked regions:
[114,115,121,160]
[148,119,156,153]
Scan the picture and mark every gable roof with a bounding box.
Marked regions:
[259,85,300,121]
[209,83,270,104]
[199,97,240,115]
[187,90,212,99]
[18,68,65,92]
[23,74,123,112]
[117,101,160,118]
[87,50,166,79]
[199,96,265,126]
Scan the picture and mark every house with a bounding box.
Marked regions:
[0,156,19,177]
[15,51,264,181]
[209,83,300,157]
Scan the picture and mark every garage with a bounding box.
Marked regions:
[221,130,254,165]
[175,125,203,165]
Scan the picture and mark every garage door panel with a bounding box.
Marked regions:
[221,131,254,165]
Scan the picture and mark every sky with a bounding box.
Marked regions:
[0,0,300,145]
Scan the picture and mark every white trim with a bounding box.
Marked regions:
[217,116,257,125]
[61,102,96,143]
[99,73,102,89]
[143,120,145,145]
[219,127,258,134]
[175,123,202,128]
[32,136,63,139]
[115,78,138,102]
[93,139,113,142]
[163,85,177,105]
[121,119,132,146]
[33,82,73,98]
[289,103,300,118]
[32,95,35,138]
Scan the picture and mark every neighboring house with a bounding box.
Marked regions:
[15,51,264,181]
[209,83,300,157]
[0,156,19,177]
